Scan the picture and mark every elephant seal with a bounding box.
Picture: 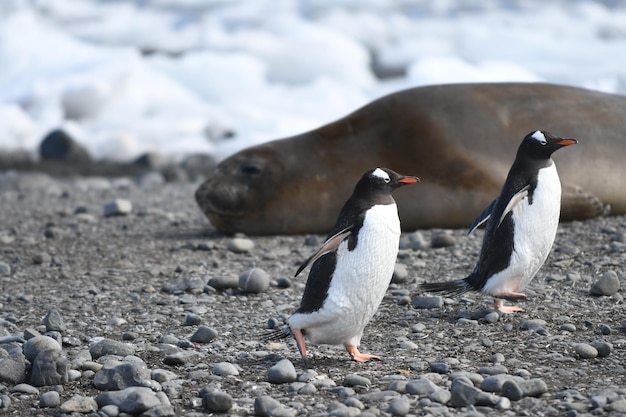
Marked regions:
[195,82,626,235]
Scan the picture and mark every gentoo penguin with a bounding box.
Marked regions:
[277,167,419,363]
[420,130,577,313]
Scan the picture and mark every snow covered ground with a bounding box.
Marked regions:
[0,0,625,162]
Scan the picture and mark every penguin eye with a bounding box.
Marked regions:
[383,177,391,183]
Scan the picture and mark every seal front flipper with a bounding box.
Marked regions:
[560,183,607,221]
[294,226,353,277]
[468,199,496,235]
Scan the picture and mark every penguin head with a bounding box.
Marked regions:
[518,130,578,160]
[355,167,420,196]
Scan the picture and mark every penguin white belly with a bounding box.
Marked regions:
[290,204,400,347]
[483,164,561,295]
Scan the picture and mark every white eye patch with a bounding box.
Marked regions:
[372,167,390,182]
[531,130,547,144]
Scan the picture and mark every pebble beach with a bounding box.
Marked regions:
[0,169,625,416]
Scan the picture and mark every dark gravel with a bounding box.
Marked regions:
[0,171,625,416]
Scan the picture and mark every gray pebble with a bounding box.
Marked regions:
[0,394,10,410]
[93,360,152,390]
[591,341,613,357]
[239,268,270,293]
[30,349,69,387]
[431,232,456,248]
[484,311,500,323]
[151,369,178,383]
[96,386,161,414]
[477,365,508,375]
[343,374,371,387]
[480,374,519,392]
[412,295,443,309]
[560,323,577,332]
[254,395,283,417]
[40,391,61,408]
[0,262,10,276]
[275,276,292,288]
[202,391,233,412]
[44,308,67,333]
[449,377,481,407]
[406,377,438,396]
[33,253,52,265]
[59,394,98,413]
[189,326,218,343]
[162,351,200,366]
[0,348,26,384]
[429,388,451,405]
[574,343,598,359]
[11,383,39,394]
[207,275,239,290]
[99,404,119,416]
[391,263,409,284]
[23,335,62,362]
[430,362,449,374]
[388,396,411,416]
[590,271,620,296]
[609,399,626,412]
[501,380,524,401]
[103,199,133,216]
[267,359,297,384]
[162,276,205,293]
[213,362,239,376]
[600,324,611,335]
[89,338,136,359]
[227,237,255,253]
[184,314,202,326]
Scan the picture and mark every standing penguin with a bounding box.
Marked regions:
[421,130,577,313]
[280,167,419,363]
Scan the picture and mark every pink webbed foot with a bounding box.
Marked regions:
[494,298,525,314]
[345,344,381,362]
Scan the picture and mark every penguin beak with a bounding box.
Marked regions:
[556,138,577,146]
[398,176,420,184]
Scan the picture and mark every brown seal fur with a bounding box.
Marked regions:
[195,82,626,235]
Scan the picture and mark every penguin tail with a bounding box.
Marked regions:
[420,279,470,297]
[259,325,292,342]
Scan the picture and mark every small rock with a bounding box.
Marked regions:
[202,391,233,412]
[162,351,200,366]
[239,268,270,293]
[430,362,449,374]
[591,341,613,357]
[267,359,297,384]
[40,391,61,408]
[89,338,136,359]
[449,378,481,407]
[501,380,524,401]
[590,271,620,296]
[32,253,52,265]
[0,348,26,384]
[412,295,443,309]
[0,262,11,276]
[11,383,39,394]
[40,129,91,162]
[59,394,98,413]
[431,232,456,248]
[388,396,411,416]
[560,323,577,332]
[213,362,239,376]
[574,343,598,359]
[96,387,162,414]
[609,399,626,413]
[30,349,69,386]
[343,374,371,387]
[485,312,500,323]
[254,396,283,417]
[103,199,133,217]
[184,314,202,326]
[406,378,438,396]
[189,326,218,343]
[227,237,254,253]
[44,308,67,332]
[207,276,239,290]
[23,336,62,362]
[391,263,409,284]
[93,360,152,390]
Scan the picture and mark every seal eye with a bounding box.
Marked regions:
[240,164,262,177]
